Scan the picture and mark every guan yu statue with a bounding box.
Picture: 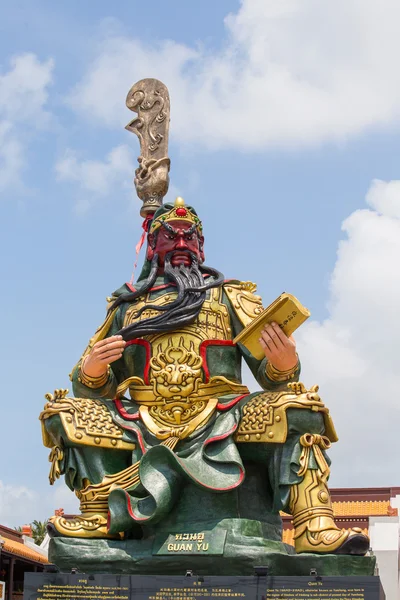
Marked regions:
[40,79,369,568]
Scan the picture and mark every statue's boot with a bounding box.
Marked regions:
[47,499,119,539]
[47,464,142,538]
[290,468,369,555]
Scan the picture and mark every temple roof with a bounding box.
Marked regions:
[332,500,391,516]
[281,499,393,519]
[1,537,49,564]
[0,525,48,564]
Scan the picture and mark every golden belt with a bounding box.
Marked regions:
[116,376,249,440]
[116,376,249,404]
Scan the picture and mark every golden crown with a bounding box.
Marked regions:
[149,197,203,233]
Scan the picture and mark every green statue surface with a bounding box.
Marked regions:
[40,80,371,576]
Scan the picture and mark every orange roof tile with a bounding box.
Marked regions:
[1,537,48,564]
[332,501,390,517]
[282,529,295,545]
[282,528,369,547]
[281,500,391,519]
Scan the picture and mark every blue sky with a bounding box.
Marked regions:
[1,0,400,526]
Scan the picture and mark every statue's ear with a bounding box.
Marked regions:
[147,233,156,260]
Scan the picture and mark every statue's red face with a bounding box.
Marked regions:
[147,220,205,270]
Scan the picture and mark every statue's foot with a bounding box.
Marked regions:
[47,513,120,539]
[295,522,369,555]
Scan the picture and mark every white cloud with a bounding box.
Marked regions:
[0,479,79,528]
[366,179,400,219]
[0,53,53,194]
[0,53,53,124]
[55,144,135,213]
[0,121,24,191]
[0,480,36,528]
[67,0,400,150]
[296,178,400,486]
[51,483,80,516]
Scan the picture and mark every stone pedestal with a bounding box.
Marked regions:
[49,477,375,577]
[49,525,376,577]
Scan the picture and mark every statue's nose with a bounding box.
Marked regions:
[175,236,188,249]
[169,386,181,393]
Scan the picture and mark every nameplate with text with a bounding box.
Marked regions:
[153,530,227,555]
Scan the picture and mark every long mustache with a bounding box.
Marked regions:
[113,250,224,341]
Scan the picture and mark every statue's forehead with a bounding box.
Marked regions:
[162,219,195,231]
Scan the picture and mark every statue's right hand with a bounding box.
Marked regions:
[82,335,126,378]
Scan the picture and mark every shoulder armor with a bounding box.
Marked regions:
[223,281,264,327]
[106,295,118,311]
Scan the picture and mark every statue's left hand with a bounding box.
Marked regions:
[259,322,298,371]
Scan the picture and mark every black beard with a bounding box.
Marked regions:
[112,251,224,341]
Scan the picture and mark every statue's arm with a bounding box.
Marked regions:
[70,306,124,399]
[223,283,301,391]
[239,342,301,391]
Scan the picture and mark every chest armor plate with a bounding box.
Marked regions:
[123,286,232,348]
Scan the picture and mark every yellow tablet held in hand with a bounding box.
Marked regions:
[233,293,310,359]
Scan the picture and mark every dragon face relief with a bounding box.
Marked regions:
[150,337,203,403]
